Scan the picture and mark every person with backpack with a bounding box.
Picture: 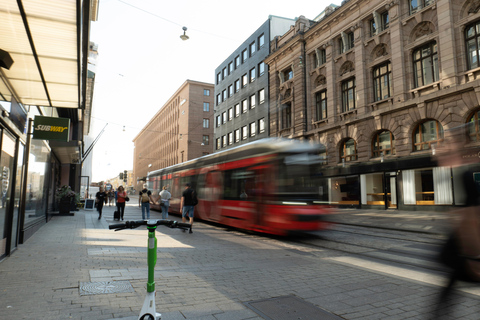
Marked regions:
[180,183,197,230]
[138,184,153,220]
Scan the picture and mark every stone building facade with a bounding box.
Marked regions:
[265,0,480,210]
[133,80,214,191]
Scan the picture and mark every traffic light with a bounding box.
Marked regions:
[119,172,123,180]
[124,170,128,182]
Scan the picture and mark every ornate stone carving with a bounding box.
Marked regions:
[340,61,355,76]
[469,0,480,14]
[315,75,327,87]
[373,43,388,59]
[414,21,433,40]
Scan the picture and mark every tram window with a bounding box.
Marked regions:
[223,169,255,200]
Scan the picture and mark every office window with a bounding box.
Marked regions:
[203,135,209,145]
[373,62,392,101]
[339,32,354,53]
[222,135,227,147]
[258,33,265,48]
[222,89,227,101]
[259,118,266,133]
[235,104,240,117]
[235,55,240,68]
[250,122,256,137]
[242,99,248,113]
[282,67,293,82]
[203,102,209,112]
[242,49,248,62]
[250,41,256,57]
[341,78,356,112]
[413,42,439,87]
[468,110,480,141]
[410,0,434,15]
[222,67,227,79]
[204,89,210,96]
[228,132,233,145]
[315,90,327,121]
[314,48,326,68]
[216,94,221,105]
[216,115,221,127]
[259,62,265,76]
[413,120,443,151]
[228,62,234,74]
[259,89,265,104]
[235,129,240,142]
[234,79,240,93]
[228,107,233,120]
[372,131,395,157]
[250,67,256,82]
[370,11,389,36]
[242,74,248,87]
[222,111,227,124]
[341,139,358,162]
[250,94,256,109]
[242,126,248,140]
[281,103,292,129]
[228,85,233,97]
[466,21,480,70]
[216,138,221,150]
[216,73,221,84]
[203,118,209,128]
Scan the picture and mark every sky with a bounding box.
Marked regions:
[89,0,338,182]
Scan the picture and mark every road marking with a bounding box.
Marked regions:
[326,256,480,296]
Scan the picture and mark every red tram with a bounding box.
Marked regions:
[147,138,330,235]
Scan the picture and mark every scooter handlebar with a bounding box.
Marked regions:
[109,219,192,232]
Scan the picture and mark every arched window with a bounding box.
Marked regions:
[372,131,395,157]
[413,120,443,151]
[467,110,480,141]
[341,139,357,162]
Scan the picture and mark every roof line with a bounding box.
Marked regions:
[16,0,53,108]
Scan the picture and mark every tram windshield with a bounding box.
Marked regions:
[276,153,324,201]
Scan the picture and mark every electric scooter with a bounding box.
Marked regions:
[109,219,192,320]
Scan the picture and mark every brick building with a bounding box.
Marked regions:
[133,80,214,191]
[265,0,480,210]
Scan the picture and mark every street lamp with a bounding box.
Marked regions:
[180,27,189,41]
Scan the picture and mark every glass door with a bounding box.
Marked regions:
[385,172,397,209]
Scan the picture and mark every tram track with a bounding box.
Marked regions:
[287,224,450,274]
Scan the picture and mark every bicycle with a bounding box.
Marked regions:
[109,219,192,320]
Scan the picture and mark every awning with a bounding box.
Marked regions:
[0,0,97,163]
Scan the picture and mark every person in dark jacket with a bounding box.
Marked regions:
[95,186,107,220]
[180,183,197,228]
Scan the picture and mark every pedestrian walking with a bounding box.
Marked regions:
[108,190,115,206]
[157,186,171,219]
[139,184,153,220]
[433,126,480,318]
[180,183,197,228]
[116,186,128,220]
[95,186,107,219]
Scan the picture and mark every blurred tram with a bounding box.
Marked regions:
[147,138,330,235]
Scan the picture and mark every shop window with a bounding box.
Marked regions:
[341,139,357,162]
[372,130,395,157]
[330,176,359,205]
[413,120,443,151]
[467,109,480,141]
[402,168,452,205]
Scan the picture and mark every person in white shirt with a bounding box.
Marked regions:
[157,186,171,219]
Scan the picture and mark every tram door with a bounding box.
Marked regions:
[384,172,397,209]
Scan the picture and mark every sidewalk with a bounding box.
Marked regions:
[0,202,474,320]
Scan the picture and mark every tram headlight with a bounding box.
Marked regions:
[282,201,308,205]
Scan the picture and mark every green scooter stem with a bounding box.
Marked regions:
[147,226,157,293]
